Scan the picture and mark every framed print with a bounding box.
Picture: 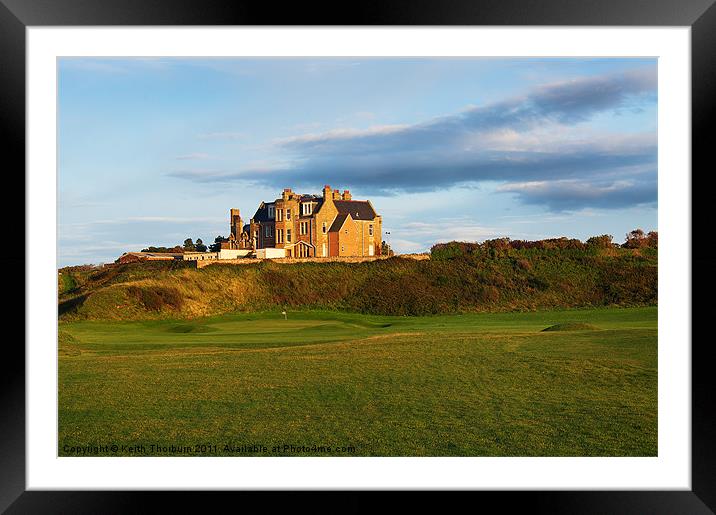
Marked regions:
[3,0,714,512]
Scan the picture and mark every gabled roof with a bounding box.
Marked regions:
[328,213,350,232]
[299,196,324,216]
[252,202,275,222]
[333,200,377,220]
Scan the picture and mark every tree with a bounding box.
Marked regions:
[623,229,647,249]
[195,238,207,252]
[209,236,227,253]
[646,231,658,248]
[183,238,196,251]
[381,241,394,257]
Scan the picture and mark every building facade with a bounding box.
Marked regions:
[221,208,253,250]
[249,185,382,258]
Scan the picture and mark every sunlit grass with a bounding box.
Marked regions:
[58,306,657,457]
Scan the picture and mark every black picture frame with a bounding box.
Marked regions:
[3,1,712,512]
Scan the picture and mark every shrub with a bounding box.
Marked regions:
[514,258,532,271]
[127,286,183,311]
[623,229,647,248]
[61,233,659,321]
[431,241,480,260]
[527,276,550,291]
[478,285,500,303]
[586,235,614,248]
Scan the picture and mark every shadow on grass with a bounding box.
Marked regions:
[58,294,88,316]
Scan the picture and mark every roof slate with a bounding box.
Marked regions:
[328,213,349,232]
[333,200,377,220]
[252,202,275,222]
[252,196,377,223]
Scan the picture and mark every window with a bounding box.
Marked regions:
[369,224,374,236]
[322,243,326,257]
[268,205,275,219]
[300,221,308,235]
[286,229,292,242]
[277,209,282,221]
[286,208,291,221]
[264,225,271,237]
[276,229,283,243]
[322,221,327,233]
[302,203,313,216]
[341,245,345,253]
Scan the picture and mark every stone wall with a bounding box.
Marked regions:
[194,254,423,269]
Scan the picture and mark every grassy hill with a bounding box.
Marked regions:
[58,244,657,321]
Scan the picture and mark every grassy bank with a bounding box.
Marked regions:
[58,247,657,321]
[58,306,657,457]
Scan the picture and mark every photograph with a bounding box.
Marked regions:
[56,56,659,458]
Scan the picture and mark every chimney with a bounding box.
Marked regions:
[333,190,341,200]
[342,190,351,200]
[323,185,331,199]
[282,187,292,201]
[230,208,242,238]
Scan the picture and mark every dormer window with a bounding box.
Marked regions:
[268,205,275,219]
[302,203,314,216]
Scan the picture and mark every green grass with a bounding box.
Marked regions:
[58,306,657,457]
[542,322,600,332]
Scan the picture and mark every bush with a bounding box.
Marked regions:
[127,286,183,311]
[514,258,532,271]
[623,229,648,249]
[61,235,659,321]
[432,236,590,259]
[586,235,614,248]
[431,241,481,260]
[478,285,500,303]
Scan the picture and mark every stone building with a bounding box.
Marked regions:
[249,185,382,258]
[221,208,253,250]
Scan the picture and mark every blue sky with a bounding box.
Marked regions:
[58,57,657,266]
